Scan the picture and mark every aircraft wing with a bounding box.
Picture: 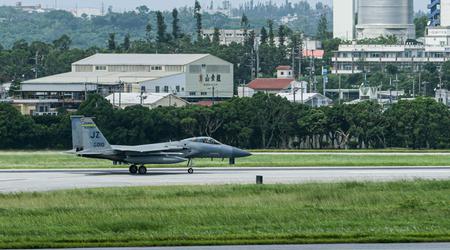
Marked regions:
[111,144,185,154]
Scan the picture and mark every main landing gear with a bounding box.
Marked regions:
[129,165,147,175]
[187,159,194,174]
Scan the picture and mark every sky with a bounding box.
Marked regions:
[0,0,428,12]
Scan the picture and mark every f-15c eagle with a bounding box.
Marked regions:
[70,116,251,175]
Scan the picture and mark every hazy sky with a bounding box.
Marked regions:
[0,0,429,12]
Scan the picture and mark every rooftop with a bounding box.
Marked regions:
[247,78,295,90]
[23,71,182,85]
[73,53,211,66]
[105,93,188,106]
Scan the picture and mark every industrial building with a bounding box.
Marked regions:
[333,0,415,41]
[18,53,233,115]
[429,0,450,27]
[356,0,415,41]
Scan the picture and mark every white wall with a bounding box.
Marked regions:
[140,73,186,97]
[442,0,450,27]
[333,0,355,40]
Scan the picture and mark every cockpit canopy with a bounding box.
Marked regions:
[185,137,222,145]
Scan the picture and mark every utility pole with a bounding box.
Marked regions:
[212,86,215,105]
[34,51,39,79]
[338,74,342,104]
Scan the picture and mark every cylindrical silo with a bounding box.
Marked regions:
[356,0,415,41]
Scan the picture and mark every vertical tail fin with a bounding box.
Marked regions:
[71,115,84,151]
[80,117,112,152]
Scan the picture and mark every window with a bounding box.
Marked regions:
[95,65,107,71]
[217,74,221,82]
[155,86,160,93]
[141,86,146,93]
[164,86,169,93]
[201,92,207,96]
[281,72,284,75]
[189,92,196,96]
[151,66,162,70]
[176,86,180,92]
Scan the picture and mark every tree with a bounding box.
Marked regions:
[414,15,428,38]
[122,33,131,51]
[442,61,450,87]
[194,1,202,41]
[260,27,268,45]
[386,64,398,76]
[267,19,275,46]
[108,33,116,51]
[241,14,249,35]
[212,27,221,45]
[156,11,167,43]
[136,5,149,15]
[172,8,181,40]
[317,14,330,41]
[278,25,287,47]
[145,21,152,43]
[52,35,72,51]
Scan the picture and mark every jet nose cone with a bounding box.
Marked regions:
[232,147,252,158]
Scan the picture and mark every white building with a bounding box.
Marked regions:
[204,0,232,16]
[202,29,248,45]
[0,83,11,99]
[277,92,332,107]
[105,93,189,109]
[333,0,355,40]
[443,0,450,27]
[425,27,450,46]
[332,43,450,74]
[20,53,234,112]
[435,89,450,106]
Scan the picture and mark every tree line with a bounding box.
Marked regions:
[1,94,449,150]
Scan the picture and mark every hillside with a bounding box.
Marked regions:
[0,1,331,48]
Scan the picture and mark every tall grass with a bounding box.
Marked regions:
[0,181,449,248]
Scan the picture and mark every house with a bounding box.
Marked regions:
[105,93,189,109]
[246,66,308,94]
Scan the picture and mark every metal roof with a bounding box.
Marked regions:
[73,53,210,66]
[105,92,189,106]
[22,71,182,85]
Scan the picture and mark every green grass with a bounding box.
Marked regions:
[1,151,450,169]
[0,181,449,248]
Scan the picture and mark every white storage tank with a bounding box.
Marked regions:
[356,0,415,41]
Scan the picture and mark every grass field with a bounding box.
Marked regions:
[0,181,449,248]
[1,151,450,169]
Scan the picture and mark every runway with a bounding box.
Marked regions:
[1,166,449,193]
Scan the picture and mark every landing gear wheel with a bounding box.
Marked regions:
[129,165,138,174]
[188,168,194,174]
[138,166,147,175]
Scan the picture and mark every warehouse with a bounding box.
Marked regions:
[19,53,234,113]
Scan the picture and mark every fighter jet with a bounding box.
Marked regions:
[70,116,251,175]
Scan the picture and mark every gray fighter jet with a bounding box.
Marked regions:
[70,116,251,175]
